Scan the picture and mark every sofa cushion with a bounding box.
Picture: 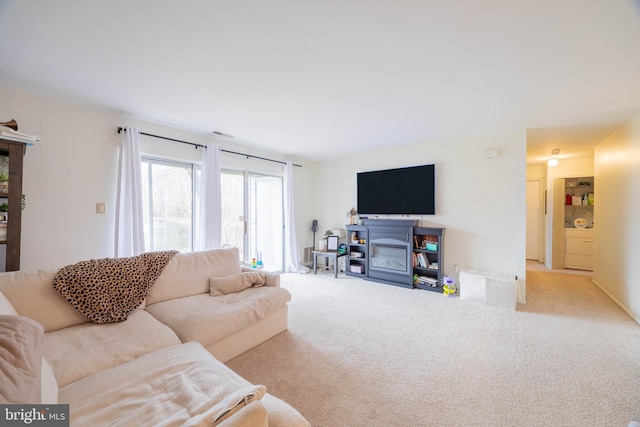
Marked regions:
[147,248,243,306]
[145,287,291,348]
[0,291,17,315]
[210,272,266,296]
[40,357,58,404]
[0,315,43,404]
[0,300,59,404]
[44,309,181,388]
[52,251,178,324]
[59,342,268,427]
[0,269,88,332]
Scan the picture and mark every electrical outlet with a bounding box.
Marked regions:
[96,203,106,214]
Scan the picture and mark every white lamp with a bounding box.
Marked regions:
[332,228,346,241]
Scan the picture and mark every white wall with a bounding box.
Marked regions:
[0,83,528,296]
[0,84,314,270]
[313,130,528,295]
[593,112,640,323]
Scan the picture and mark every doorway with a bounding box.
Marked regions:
[220,170,284,272]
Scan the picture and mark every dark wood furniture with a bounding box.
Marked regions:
[0,138,26,271]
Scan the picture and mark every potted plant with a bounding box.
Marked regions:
[0,195,26,221]
[346,207,358,225]
[0,172,8,193]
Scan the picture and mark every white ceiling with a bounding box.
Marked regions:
[1,0,639,163]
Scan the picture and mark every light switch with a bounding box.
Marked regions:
[96,203,106,214]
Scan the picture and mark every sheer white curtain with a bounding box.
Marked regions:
[115,126,145,257]
[284,162,308,273]
[196,144,222,250]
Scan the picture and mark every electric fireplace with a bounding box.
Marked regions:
[365,219,416,287]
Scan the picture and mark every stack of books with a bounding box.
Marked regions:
[0,126,40,145]
[413,252,428,268]
[415,275,438,287]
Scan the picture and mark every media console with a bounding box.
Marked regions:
[345,220,446,292]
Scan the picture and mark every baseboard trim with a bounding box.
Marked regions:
[591,277,639,325]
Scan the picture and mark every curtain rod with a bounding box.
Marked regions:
[117,127,302,167]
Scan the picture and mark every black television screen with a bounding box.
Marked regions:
[357,164,435,215]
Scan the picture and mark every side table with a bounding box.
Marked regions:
[312,250,347,278]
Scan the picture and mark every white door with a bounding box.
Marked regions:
[526,180,541,260]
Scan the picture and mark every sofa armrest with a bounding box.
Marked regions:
[216,400,268,427]
[241,267,280,287]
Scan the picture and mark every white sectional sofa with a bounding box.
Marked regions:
[0,247,309,426]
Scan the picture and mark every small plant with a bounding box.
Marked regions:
[0,172,7,182]
[0,195,26,212]
[324,230,333,237]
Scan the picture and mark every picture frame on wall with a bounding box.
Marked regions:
[327,235,339,251]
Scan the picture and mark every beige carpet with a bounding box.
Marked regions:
[226,270,640,427]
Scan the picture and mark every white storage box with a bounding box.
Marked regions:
[350,265,364,274]
[459,269,517,310]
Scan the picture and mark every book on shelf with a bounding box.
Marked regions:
[418,253,428,268]
[416,275,438,286]
[413,252,427,268]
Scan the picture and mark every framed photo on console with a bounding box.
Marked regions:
[327,235,339,251]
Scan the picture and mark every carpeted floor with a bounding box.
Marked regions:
[226,269,640,427]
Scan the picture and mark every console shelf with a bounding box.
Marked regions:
[412,227,446,292]
[345,225,368,278]
[345,223,445,293]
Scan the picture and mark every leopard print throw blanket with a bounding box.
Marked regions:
[53,251,178,324]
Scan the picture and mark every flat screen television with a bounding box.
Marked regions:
[357,164,435,215]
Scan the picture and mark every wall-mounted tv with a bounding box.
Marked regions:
[357,164,435,215]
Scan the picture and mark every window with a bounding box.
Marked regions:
[140,155,284,270]
[141,157,200,252]
[220,170,284,272]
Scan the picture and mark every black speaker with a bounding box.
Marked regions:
[311,220,318,232]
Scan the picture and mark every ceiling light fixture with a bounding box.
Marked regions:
[548,148,560,167]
